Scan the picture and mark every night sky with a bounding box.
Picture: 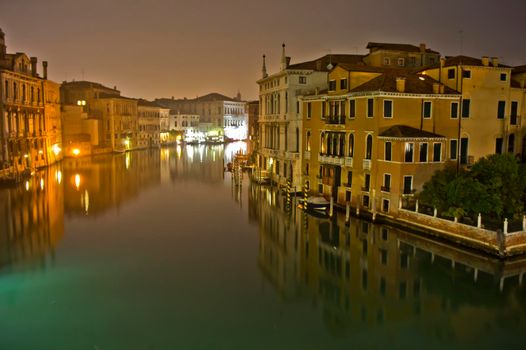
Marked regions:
[1,0,525,101]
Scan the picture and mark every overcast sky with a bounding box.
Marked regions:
[1,0,525,101]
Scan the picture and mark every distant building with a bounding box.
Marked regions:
[137,100,163,149]
[169,112,200,142]
[247,100,259,141]
[156,92,248,142]
[0,28,63,180]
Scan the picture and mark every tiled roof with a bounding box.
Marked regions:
[367,42,439,54]
[61,80,118,92]
[195,93,238,102]
[98,92,136,101]
[349,71,459,94]
[379,125,445,139]
[287,54,366,71]
[427,55,511,69]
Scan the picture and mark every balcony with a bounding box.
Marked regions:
[402,188,416,195]
[363,159,371,170]
[381,186,390,192]
[361,186,370,192]
[318,154,344,166]
[325,115,346,125]
[285,151,299,160]
[304,151,311,160]
[344,157,353,167]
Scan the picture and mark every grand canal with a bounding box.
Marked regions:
[0,143,525,349]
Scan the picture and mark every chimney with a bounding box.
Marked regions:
[285,56,291,68]
[30,57,38,77]
[432,83,440,94]
[396,77,406,93]
[262,54,268,78]
[280,43,287,71]
[42,61,48,79]
[491,57,499,67]
[419,43,426,53]
[481,56,490,66]
[440,57,446,67]
[439,85,445,94]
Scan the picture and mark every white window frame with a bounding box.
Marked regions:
[383,99,393,119]
[404,142,414,163]
[383,173,391,190]
[367,98,374,119]
[433,142,442,162]
[419,142,428,163]
[384,141,392,161]
[403,175,413,193]
[383,57,391,65]
[450,101,459,119]
[398,58,405,67]
[450,139,458,160]
[423,101,432,119]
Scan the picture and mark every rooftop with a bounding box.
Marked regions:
[287,54,366,71]
[367,42,439,54]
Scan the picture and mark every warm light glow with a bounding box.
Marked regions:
[40,178,44,190]
[38,150,43,154]
[25,181,29,191]
[52,144,62,156]
[24,154,29,158]
[176,145,182,158]
[77,100,86,106]
[72,148,81,156]
[419,76,425,81]
[124,139,130,148]
[56,170,62,184]
[269,157,274,166]
[125,153,131,169]
[75,174,81,190]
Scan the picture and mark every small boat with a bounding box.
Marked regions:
[298,196,330,211]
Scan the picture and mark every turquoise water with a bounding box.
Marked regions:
[0,143,525,349]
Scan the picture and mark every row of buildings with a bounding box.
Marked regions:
[254,42,526,217]
[0,27,257,181]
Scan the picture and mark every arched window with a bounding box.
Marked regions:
[332,134,338,156]
[365,134,373,160]
[339,134,345,156]
[306,131,311,151]
[321,132,326,154]
[348,134,354,157]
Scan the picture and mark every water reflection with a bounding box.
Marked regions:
[0,166,64,271]
[251,184,526,343]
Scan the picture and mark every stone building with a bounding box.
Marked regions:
[137,100,163,149]
[0,28,62,180]
[169,112,200,142]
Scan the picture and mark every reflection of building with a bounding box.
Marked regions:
[247,100,259,142]
[0,165,64,269]
[250,187,526,341]
[63,150,161,216]
[166,145,224,184]
[0,28,63,179]
[156,93,248,142]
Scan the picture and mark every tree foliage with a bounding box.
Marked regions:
[419,154,526,220]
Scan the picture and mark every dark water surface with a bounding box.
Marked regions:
[1,143,525,350]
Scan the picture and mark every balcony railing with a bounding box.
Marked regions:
[361,186,370,192]
[381,186,390,192]
[343,183,352,188]
[318,154,344,166]
[402,188,416,195]
[285,151,299,160]
[325,115,346,125]
[363,159,371,170]
[344,157,353,167]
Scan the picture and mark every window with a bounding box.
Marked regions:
[460,137,469,164]
[404,143,414,162]
[340,100,346,117]
[419,143,428,162]
[462,99,470,118]
[299,76,307,84]
[340,78,348,90]
[433,143,442,162]
[383,57,391,65]
[398,58,405,67]
[321,101,326,118]
[365,134,372,160]
[4,80,8,98]
[349,99,356,118]
[307,102,312,118]
[497,100,505,119]
[347,171,353,186]
[385,141,392,161]
[306,131,311,151]
[463,70,471,78]
[348,134,354,156]
[367,99,374,118]
[450,102,459,118]
[296,101,299,113]
[510,101,518,125]
[364,174,370,191]
[383,174,391,192]
[450,139,458,160]
[403,176,412,194]
[328,80,336,91]
[423,101,432,119]
[500,73,507,81]
[508,134,515,153]
[383,100,393,118]
[447,68,455,79]
[495,137,503,154]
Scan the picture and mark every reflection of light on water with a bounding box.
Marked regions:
[82,189,90,214]
[125,153,131,169]
[40,178,44,190]
[176,145,182,158]
[25,181,29,191]
[198,145,205,163]
[55,170,62,184]
[266,189,272,205]
[75,174,81,190]
[224,141,247,163]
[187,145,194,162]
[161,148,170,161]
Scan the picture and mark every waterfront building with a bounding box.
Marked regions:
[159,107,170,145]
[156,92,248,142]
[137,100,162,149]
[247,100,259,141]
[169,112,200,142]
[420,56,526,163]
[61,81,139,153]
[256,44,367,189]
[62,105,99,156]
[300,63,461,215]
[0,28,62,179]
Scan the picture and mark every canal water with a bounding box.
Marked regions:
[0,143,525,350]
